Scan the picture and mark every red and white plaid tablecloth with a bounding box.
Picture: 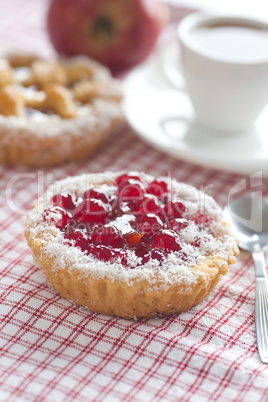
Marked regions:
[1,1,268,401]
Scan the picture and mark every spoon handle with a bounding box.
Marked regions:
[252,251,268,364]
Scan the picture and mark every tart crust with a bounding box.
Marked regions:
[0,54,124,167]
[25,173,239,319]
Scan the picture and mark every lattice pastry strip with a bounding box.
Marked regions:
[0,60,14,88]
[7,53,37,68]
[65,65,93,83]
[31,60,67,87]
[0,85,24,116]
[44,84,77,118]
[73,80,124,103]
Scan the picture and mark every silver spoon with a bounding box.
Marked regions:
[225,196,268,364]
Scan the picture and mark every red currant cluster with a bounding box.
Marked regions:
[43,173,210,267]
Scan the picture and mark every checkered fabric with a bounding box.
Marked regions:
[1,1,268,401]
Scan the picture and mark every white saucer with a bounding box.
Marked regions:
[122,39,268,177]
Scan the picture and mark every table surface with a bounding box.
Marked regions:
[1,1,268,401]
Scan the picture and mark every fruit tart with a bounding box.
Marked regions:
[0,53,123,166]
[25,171,239,319]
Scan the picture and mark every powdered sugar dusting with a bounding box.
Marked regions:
[0,98,122,140]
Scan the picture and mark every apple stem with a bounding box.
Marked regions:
[91,16,114,42]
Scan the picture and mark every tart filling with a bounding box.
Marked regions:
[25,172,239,318]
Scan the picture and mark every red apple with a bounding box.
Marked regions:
[47,0,168,74]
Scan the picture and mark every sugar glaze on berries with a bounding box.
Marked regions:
[39,172,237,270]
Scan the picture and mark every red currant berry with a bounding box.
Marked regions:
[83,189,109,203]
[164,201,185,219]
[90,244,124,262]
[43,207,71,230]
[147,178,169,198]
[92,224,123,248]
[64,229,92,253]
[134,214,163,238]
[51,193,76,210]
[74,199,111,224]
[133,194,161,216]
[169,218,189,232]
[142,249,166,264]
[134,241,151,258]
[116,172,144,187]
[118,180,145,202]
[152,230,182,252]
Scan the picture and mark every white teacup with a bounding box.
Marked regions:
[177,12,268,132]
